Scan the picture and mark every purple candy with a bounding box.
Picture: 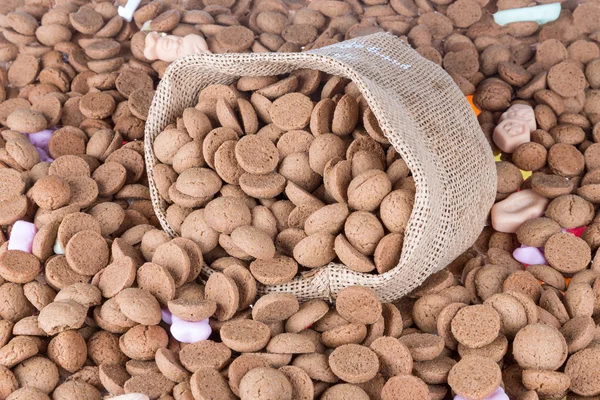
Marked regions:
[161,308,172,325]
[455,387,509,400]
[170,315,211,343]
[7,220,37,253]
[513,245,546,265]
[36,147,54,163]
[27,129,54,148]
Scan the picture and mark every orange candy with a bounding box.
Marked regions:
[466,95,480,116]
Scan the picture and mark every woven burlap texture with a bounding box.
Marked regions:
[144,33,496,303]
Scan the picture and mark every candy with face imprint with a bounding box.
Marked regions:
[144,32,211,62]
[170,315,212,343]
[513,245,547,265]
[499,104,536,132]
[455,386,509,400]
[8,221,37,253]
[491,189,549,233]
[493,118,531,154]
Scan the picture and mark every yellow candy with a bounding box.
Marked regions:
[521,170,532,180]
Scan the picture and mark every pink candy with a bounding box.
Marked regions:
[161,308,212,343]
[491,189,549,233]
[170,315,212,343]
[8,221,37,253]
[26,129,54,163]
[513,245,547,265]
[564,226,586,237]
[455,387,509,400]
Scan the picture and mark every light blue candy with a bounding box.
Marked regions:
[493,3,561,26]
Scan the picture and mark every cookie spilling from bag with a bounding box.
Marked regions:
[151,72,414,281]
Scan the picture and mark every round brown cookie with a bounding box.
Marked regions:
[56,212,101,249]
[547,143,585,177]
[30,175,71,210]
[47,330,87,373]
[458,333,509,362]
[239,367,292,400]
[503,271,541,303]
[565,346,600,396]
[436,302,468,351]
[369,336,413,378]
[565,282,594,318]
[228,354,270,396]
[214,140,245,185]
[278,365,314,400]
[54,283,101,308]
[474,265,512,301]
[65,230,109,276]
[560,316,595,354]
[220,319,271,352]
[189,367,235,400]
[223,264,257,311]
[412,294,452,334]
[100,363,132,395]
[97,257,137,298]
[203,196,251,235]
[136,262,176,306]
[204,272,240,322]
[115,288,161,326]
[380,375,429,400]
[79,92,116,120]
[285,299,329,333]
[516,217,562,248]
[155,348,189,383]
[544,232,591,273]
[252,293,300,324]
[547,60,586,98]
[53,380,101,400]
[179,340,232,372]
[105,148,144,184]
[234,134,279,175]
[152,241,191,287]
[521,369,570,398]
[448,355,501,400]
[0,169,25,202]
[239,172,287,199]
[277,130,314,159]
[38,300,87,335]
[270,93,313,131]
[128,89,154,121]
[329,344,379,384]
[6,109,47,134]
[322,323,367,348]
[321,384,370,400]
[123,372,175,398]
[413,356,457,386]
[267,333,316,354]
[13,356,55,393]
[249,255,298,285]
[528,264,566,291]
[175,167,221,199]
[336,286,382,325]
[167,297,216,322]
[44,255,90,291]
[0,195,27,226]
[513,323,568,370]
[546,194,594,229]
[230,225,275,260]
[397,333,445,362]
[119,325,169,361]
[539,288,570,325]
[181,209,220,254]
[0,250,39,284]
[87,330,127,366]
[23,281,55,313]
[88,202,125,237]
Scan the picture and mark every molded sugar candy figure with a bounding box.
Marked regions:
[455,387,509,400]
[491,189,549,233]
[117,0,142,22]
[513,245,547,265]
[170,315,212,343]
[499,104,536,132]
[7,220,37,253]
[111,394,150,400]
[144,32,210,62]
[493,118,531,153]
[493,2,561,26]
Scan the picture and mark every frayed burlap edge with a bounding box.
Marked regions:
[144,33,496,303]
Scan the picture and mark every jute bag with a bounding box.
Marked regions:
[144,33,496,303]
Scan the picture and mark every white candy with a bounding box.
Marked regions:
[493,3,561,26]
[109,394,150,400]
[117,0,142,22]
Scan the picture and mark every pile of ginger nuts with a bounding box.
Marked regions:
[3,0,600,400]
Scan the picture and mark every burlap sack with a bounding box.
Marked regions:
[144,33,496,303]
